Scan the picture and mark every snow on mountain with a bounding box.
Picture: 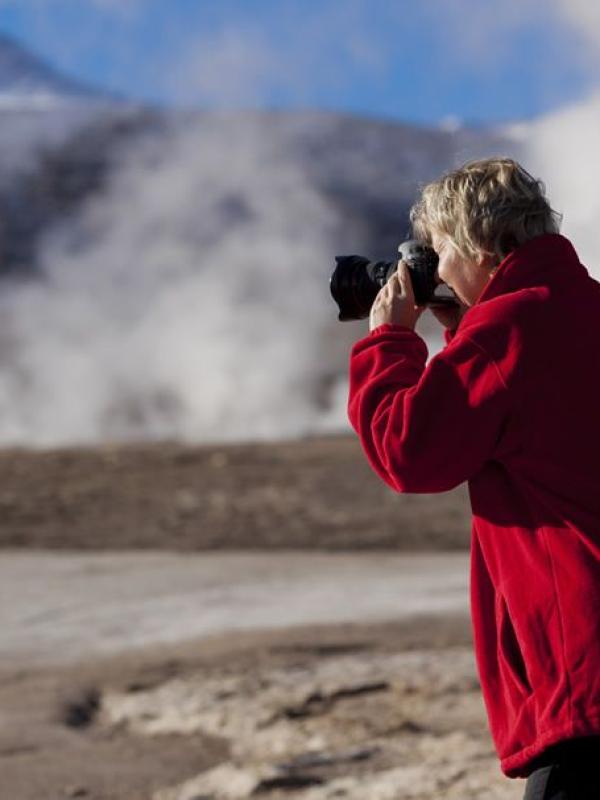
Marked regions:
[0,34,132,182]
[0,32,115,108]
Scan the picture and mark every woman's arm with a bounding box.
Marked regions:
[348,324,509,493]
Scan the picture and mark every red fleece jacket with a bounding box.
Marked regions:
[347,234,600,777]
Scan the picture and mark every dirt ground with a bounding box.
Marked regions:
[0,435,471,551]
[0,436,520,800]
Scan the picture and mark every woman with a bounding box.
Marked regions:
[347,157,600,799]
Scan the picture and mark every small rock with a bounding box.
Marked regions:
[65,786,89,798]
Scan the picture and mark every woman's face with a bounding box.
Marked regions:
[431,230,496,306]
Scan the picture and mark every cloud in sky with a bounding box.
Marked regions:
[164,2,390,108]
[501,2,600,285]
[556,0,600,38]
[168,28,282,107]
[155,0,598,121]
[1,0,598,123]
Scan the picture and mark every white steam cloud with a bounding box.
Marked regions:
[509,0,600,272]
[1,0,599,446]
[513,95,600,270]
[0,114,354,446]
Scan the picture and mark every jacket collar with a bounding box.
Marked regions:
[473,234,587,306]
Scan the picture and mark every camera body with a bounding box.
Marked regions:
[330,239,458,321]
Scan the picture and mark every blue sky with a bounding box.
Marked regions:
[0,0,597,126]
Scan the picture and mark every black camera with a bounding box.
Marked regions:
[330,239,458,321]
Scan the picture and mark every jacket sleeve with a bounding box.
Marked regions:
[347,323,510,493]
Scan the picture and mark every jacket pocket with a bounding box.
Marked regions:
[495,591,533,698]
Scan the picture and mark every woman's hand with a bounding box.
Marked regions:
[369,261,425,332]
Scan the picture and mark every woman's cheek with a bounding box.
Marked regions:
[437,261,450,286]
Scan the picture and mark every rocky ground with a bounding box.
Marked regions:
[0,436,526,799]
[0,617,524,800]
